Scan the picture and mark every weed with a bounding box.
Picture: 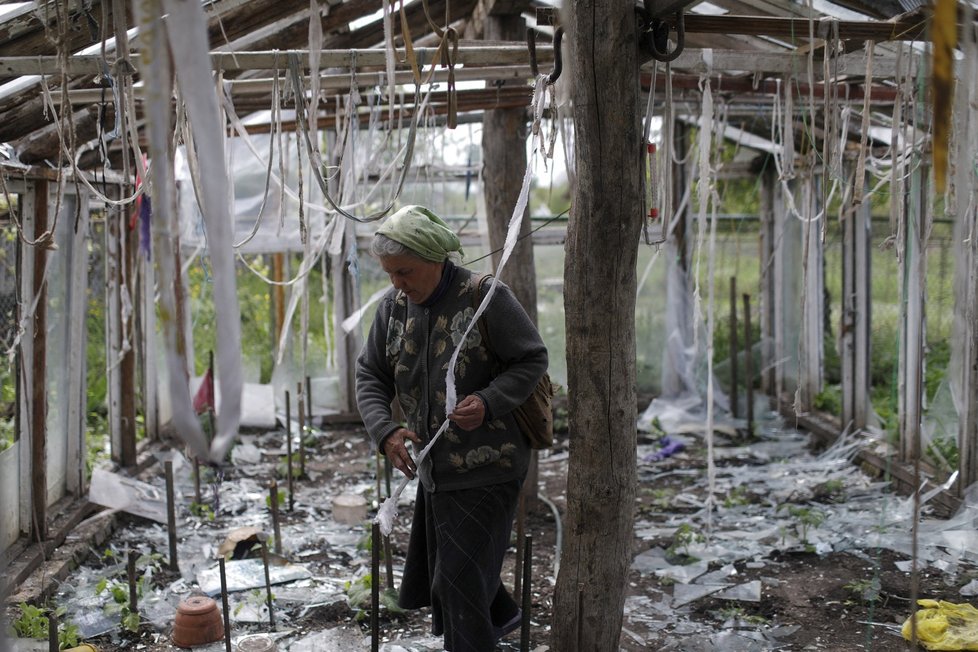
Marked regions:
[95,551,165,633]
[843,578,880,603]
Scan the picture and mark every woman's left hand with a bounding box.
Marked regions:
[449,395,486,431]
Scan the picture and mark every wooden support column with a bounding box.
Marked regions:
[660,123,694,398]
[552,1,641,647]
[333,222,361,414]
[119,195,137,466]
[773,177,801,403]
[841,170,871,431]
[31,179,48,542]
[65,190,92,494]
[899,159,928,463]
[798,165,825,411]
[953,40,978,492]
[758,161,778,396]
[106,188,123,465]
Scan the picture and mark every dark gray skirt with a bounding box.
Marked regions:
[398,479,522,652]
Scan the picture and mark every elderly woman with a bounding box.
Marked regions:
[356,205,548,651]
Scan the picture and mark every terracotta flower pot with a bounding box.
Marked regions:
[172,595,224,648]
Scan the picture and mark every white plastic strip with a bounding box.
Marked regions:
[162,0,243,463]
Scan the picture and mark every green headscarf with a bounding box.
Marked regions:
[376,205,463,262]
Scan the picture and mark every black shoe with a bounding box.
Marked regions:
[493,609,522,641]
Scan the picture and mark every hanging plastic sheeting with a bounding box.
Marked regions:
[133,0,242,464]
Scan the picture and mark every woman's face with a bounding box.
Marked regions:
[380,254,444,304]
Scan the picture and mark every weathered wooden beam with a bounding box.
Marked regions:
[641,0,700,19]
[31,178,48,543]
[0,43,552,75]
[659,46,909,78]
[680,13,926,42]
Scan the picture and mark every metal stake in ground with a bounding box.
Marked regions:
[219,557,232,652]
[297,382,306,478]
[371,521,380,652]
[193,457,202,505]
[47,605,58,652]
[268,479,282,556]
[165,460,179,572]
[127,550,139,620]
[284,389,294,511]
[743,292,755,436]
[521,534,532,651]
[729,276,739,418]
[260,537,275,630]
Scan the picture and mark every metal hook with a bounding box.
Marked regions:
[527,26,564,85]
[648,11,684,63]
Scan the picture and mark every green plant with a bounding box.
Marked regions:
[722,486,751,508]
[11,602,80,649]
[715,605,768,626]
[276,452,305,480]
[813,385,842,416]
[926,435,959,472]
[843,578,880,604]
[780,505,825,544]
[265,489,287,510]
[646,487,676,509]
[667,523,705,564]
[344,573,404,621]
[95,551,165,633]
[189,501,215,521]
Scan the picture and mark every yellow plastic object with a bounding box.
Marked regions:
[902,599,978,650]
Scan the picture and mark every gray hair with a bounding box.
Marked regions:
[369,233,462,264]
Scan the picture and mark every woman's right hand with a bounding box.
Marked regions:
[383,427,421,479]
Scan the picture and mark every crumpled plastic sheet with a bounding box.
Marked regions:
[903,599,978,650]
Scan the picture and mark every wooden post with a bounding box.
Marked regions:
[260,539,275,630]
[165,460,178,572]
[520,534,532,651]
[743,294,755,436]
[729,276,739,417]
[841,169,872,430]
[119,208,137,467]
[285,390,294,511]
[218,557,232,652]
[758,163,779,396]
[370,521,380,652]
[899,158,928,463]
[553,2,642,647]
[483,13,541,510]
[47,605,57,652]
[268,480,282,556]
[297,382,305,478]
[127,550,139,618]
[31,178,48,543]
[798,165,825,411]
[514,493,525,598]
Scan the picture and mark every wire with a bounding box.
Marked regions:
[463,209,569,265]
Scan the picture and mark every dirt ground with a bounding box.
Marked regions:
[7,406,975,652]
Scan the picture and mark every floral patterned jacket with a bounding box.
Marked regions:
[356,267,548,492]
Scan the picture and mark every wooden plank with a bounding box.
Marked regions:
[119,196,136,467]
[31,178,47,542]
[17,183,35,541]
[681,13,926,42]
[661,47,907,78]
[899,159,927,463]
[65,189,90,495]
[0,44,554,75]
[799,172,824,410]
[758,165,777,395]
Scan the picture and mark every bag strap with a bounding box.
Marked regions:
[471,273,494,358]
